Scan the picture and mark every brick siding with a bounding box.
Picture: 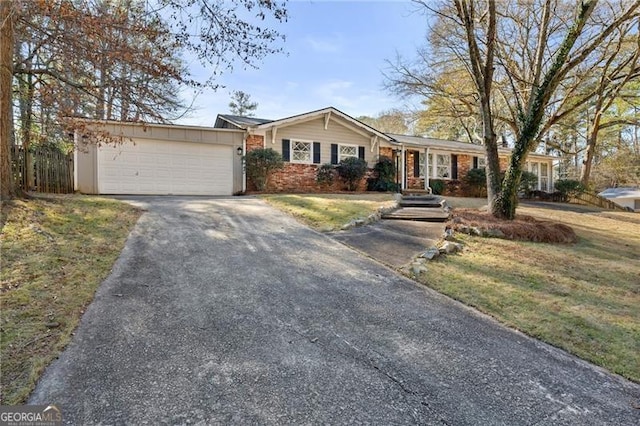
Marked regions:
[261,164,372,193]
[245,136,515,195]
[246,134,264,152]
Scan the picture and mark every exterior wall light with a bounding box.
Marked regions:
[237,147,243,156]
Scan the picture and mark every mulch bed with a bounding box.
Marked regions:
[449,209,577,244]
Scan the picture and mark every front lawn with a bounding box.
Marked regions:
[0,195,141,404]
[416,204,639,382]
[264,193,639,382]
[261,193,396,231]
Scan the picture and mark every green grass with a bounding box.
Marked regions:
[262,193,396,231]
[0,195,141,404]
[416,205,640,382]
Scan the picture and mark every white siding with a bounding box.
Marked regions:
[266,117,375,164]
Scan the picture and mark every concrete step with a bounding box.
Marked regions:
[399,194,445,208]
[402,189,432,196]
[399,200,443,208]
[382,207,450,222]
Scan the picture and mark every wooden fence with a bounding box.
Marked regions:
[10,145,74,194]
[569,190,629,211]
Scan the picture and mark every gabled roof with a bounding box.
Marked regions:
[214,114,272,129]
[598,187,640,199]
[213,108,554,159]
[252,106,393,141]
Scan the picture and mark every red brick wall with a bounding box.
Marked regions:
[246,139,514,193]
[379,147,394,160]
[246,134,264,152]
[457,154,473,180]
[249,163,373,193]
[245,134,374,192]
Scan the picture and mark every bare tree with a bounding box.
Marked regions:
[579,27,640,185]
[0,0,288,199]
[357,109,412,135]
[387,0,640,219]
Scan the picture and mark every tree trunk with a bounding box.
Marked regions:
[485,132,501,216]
[18,72,35,190]
[580,124,600,187]
[495,138,528,219]
[0,0,15,200]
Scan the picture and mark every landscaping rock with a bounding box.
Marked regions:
[366,213,380,224]
[483,228,506,238]
[420,247,440,260]
[439,241,463,254]
[341,221,355,231]
[457,225,470,234]
[443,226,455,239]
[410,262,428,276]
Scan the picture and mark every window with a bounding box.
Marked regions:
[419,153,451,179]
[477,157,487,169]
[418,152,426,178]
[540,163,548,191]
[291,140,312,163]
[530,162,539,177]
[339,144,358,161]
[436,154,450,178]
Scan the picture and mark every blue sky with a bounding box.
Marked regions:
[177,1,429,125]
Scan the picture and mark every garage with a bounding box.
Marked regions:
[75,122,245,196]
[98,139,233,195]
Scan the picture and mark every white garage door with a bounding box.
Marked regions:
[97,139,233,195]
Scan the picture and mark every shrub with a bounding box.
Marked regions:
[245,148,284,191]
[519,171,539,196]
[367,156,397,192]
[555,179,584,201]
[464,168,487,197]
[316,163,335,187]
[429,179,445,195]
[337,157,368,191]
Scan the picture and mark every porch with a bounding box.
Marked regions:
[380,136,555,195]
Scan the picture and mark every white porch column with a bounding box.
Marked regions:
[424,147,430,191]
[400,145,406,190]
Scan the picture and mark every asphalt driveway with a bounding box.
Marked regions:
[30,197,639,425]
[330,220,445,268]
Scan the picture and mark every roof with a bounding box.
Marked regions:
[252,106,393,141]
[387,133,491,152]
[598,187,640,199]
[214,114,272,129]
[387,133,555,159]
